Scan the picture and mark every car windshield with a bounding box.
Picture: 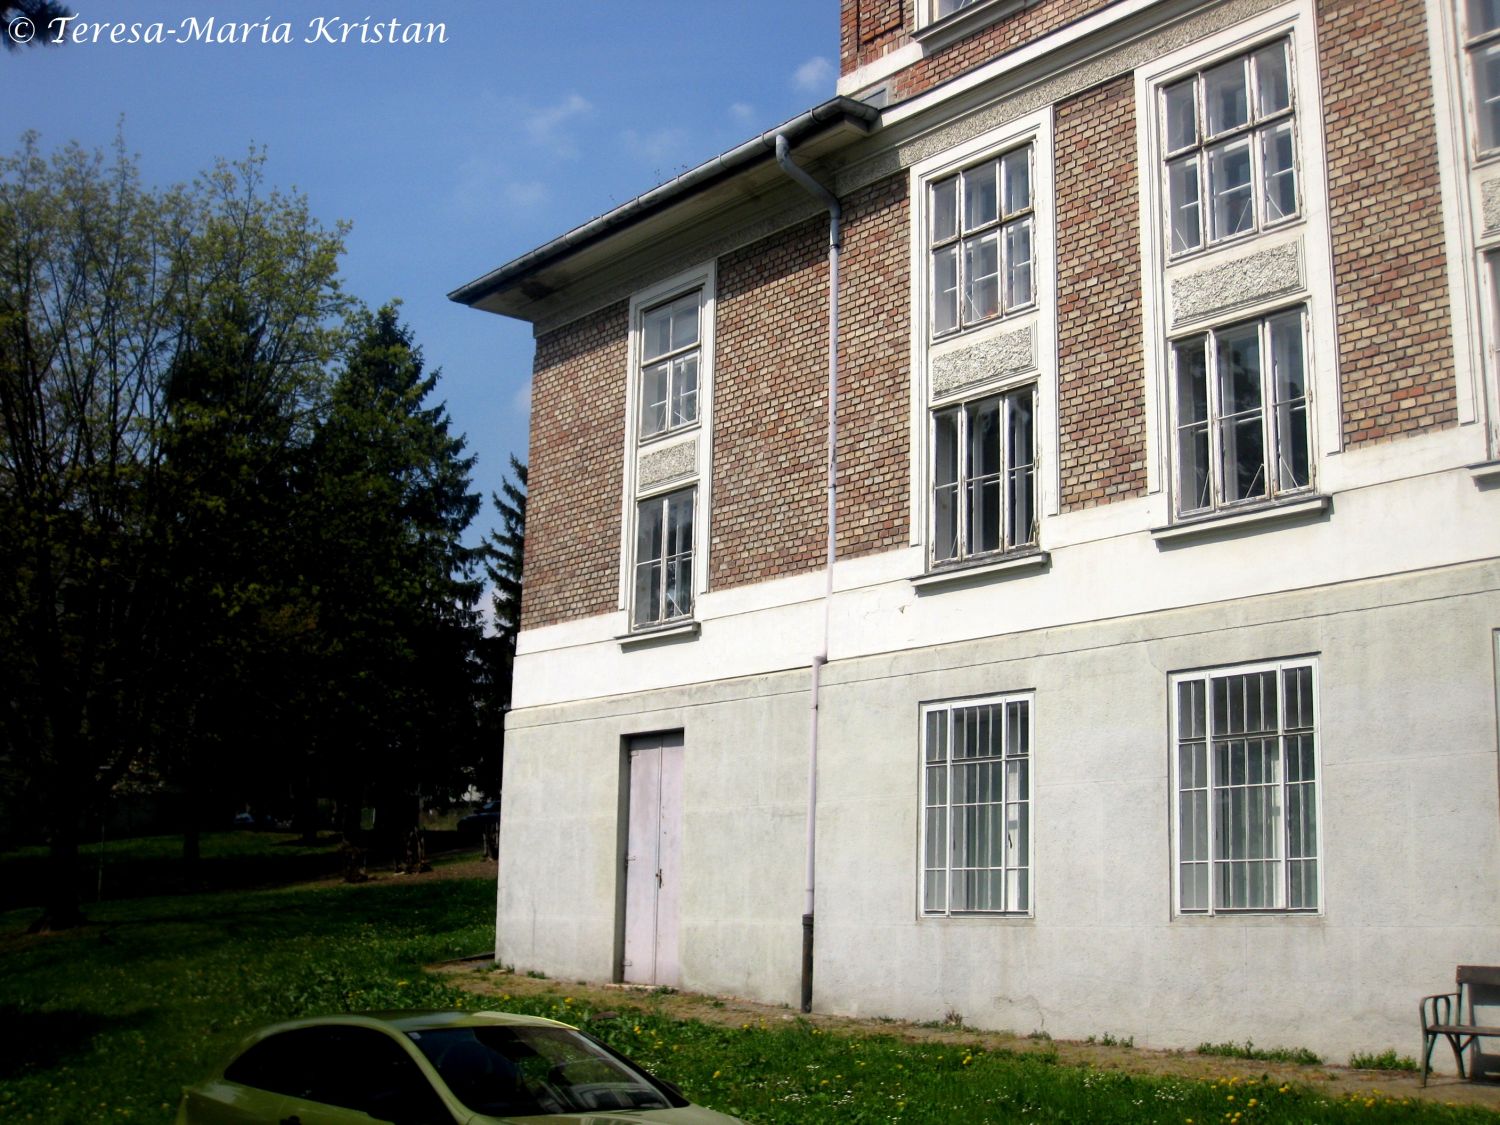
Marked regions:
[406,1025,675,1117]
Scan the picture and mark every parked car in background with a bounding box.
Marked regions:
[177,1010,742,1123]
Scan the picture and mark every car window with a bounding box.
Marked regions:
[226,1026,450,1124]
[406,1024,679,1117]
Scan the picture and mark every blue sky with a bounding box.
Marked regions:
[1,0,839,536]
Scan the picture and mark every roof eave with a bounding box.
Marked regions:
[448,95,880,318]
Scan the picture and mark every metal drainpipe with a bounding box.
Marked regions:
[774,133,840,1016]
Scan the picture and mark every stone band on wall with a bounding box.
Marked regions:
[1170,241,1303,327]
[639,438,698,489]
[931,325,1034,397]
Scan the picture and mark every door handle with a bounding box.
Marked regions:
[655,868,662,887]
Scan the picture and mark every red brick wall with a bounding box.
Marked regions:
[521,302,627,630]
[712,174,911,591]
[1055,76,1147,510]
[1318,0,1457,446]
[841,0,1114,101]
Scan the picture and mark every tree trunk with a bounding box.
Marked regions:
[29,830,84,932]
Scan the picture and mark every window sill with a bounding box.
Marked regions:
[1174,911,1322,923]
[1469,459,1500,486]
[911,549,1050,592]
[616,620,700,650]
[921,911,1034,922]
[1150,494,1329,546]
[914,0,1032,50]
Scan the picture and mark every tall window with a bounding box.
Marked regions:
[639,291,700,439]
[633,489,694,628]
[1469,0,1500,151]
[930,145,1034,336]
[1161,38,1298,255]
[1171,309,1310,516]
[1174,660,1319,914]
[922,695,1032,915]
[932,387,1035,564]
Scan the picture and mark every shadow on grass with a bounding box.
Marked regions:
[0,1005,154,1078]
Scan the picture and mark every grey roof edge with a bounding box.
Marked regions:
[447,95,881,309]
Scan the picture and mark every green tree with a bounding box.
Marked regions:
[301,305,486,847]
[0,134,347,926]
[475,456,526,799]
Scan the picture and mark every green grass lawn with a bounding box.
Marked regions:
[1,859,1495,1124]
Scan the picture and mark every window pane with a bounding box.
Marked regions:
[671,355,699,428]
[1174,338,1211,512]
[1167,157,1202,253]
[1472,0,1500,35]
[963,233,1000,322]
[1001,148,1031,215]
[1204,57,1250,134]
[1268,313,1309,491]
[1006,392,1035,547]
[664,492,694,619]
[668,294,699,352]
[1477,42,1500,150]
[1003,218,1033,309]
[1254,41,1291,116]
[1216,324,1266,503]
[962,160,998,231]
[1207,139,1254,239]
[640,362,670,437]
[933,245,959,335]
[1163,79,1198,152]
[932,177,958,241]
[933,409,960,562]
[642,304,673,362]
[1262,122,1297,223]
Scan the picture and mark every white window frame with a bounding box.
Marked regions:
[631,486,696,629]
[929,384,1037,565]
[619,263,715,632]
[1136,0,1342,504]
[1168,305,1314,517]
[1158,36,1302,259]
[636,290,703,441]
[927,143,1037,338]
[1170,657,1322,916]
[908,110,1057,554]
[919,692,1034,918]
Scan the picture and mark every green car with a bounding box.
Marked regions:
[176,1009,744,1124]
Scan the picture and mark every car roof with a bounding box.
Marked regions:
[241,1009,573,1042]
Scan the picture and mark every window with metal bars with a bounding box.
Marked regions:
[931,386,1036,564]
[1160,38,1298,256]
[921,695,1032,916]
[632,489,694,628]
[1171,308,1311,516]
[929,145,1034,337]
[1173,660,1319,914]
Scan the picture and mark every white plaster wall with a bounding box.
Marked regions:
[811,562,1500,1062]
[497,673,812,1005]
[512,448,1499,712]
[499,560,1500,1062]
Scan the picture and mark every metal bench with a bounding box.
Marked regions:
[1421,965,1500,1086]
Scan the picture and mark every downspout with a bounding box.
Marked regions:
[775,134,840,1016]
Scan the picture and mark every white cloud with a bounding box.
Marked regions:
[729,101,756,127]
[518,92,593,159]
[502,180,547,208]
[792,56,834,94]
[620,127,691,167]
[512,378,532,417]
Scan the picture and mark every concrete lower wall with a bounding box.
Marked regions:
[497,559,1500,1065]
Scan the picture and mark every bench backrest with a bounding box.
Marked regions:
[1457,966,1500,989]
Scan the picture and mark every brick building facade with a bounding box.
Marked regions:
[455,0,1500,1064]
